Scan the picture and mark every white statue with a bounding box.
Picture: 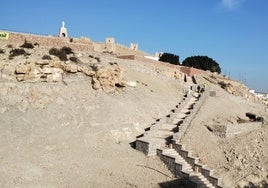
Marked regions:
[62,21,65,28]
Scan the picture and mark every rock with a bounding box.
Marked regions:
[46,68,63,82]
[79,65,95,76]
[47,73,62,82]
[29,65,41,75]
[15,64,30,74]
[124,81,136,87]
[16,74,25,82]
[42,66,53,74]
[49,60,62,68]
[36,59,49,65]
[93,64,123,93]
[92,77,101,90]
[64,63,78,73]
[2,65,15,76]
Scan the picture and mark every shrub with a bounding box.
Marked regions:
[182,55,221,74]
[0,49,5,54]
[9,48,26,58]
[20,40,34,49]
[49,47,61,56]
[89,55,100,62]
[69,56,79,63]
[159,53,180,65]
[95,57,100,62]
[34,42,39,46]
[42,54,52,60]
[61,46,73,55]
[7,44,13,48]
[49,47,73,61]
[58,52,68,61]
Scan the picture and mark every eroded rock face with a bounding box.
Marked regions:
[92,63,124,93]
[14,60,63,83]
[0,44,126,93]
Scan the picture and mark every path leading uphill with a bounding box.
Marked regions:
[135,82,223,188]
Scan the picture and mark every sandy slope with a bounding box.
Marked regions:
[0,42,267,187]
[180,83,268,187]
[0,44,185,187]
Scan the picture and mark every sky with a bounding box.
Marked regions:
[1,0,268,92]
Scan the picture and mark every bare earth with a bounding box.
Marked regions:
[0,43,267,187]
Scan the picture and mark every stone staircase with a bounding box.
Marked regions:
[135,85,223,188]
[157,147,215,188]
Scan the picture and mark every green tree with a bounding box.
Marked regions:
[159,53,180,65]
[182,56,221,73]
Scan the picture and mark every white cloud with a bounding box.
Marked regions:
[221,0,245,10]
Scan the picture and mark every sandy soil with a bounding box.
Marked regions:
[181,83,268,187]
[0,42,267,187]
[0,43,186,187]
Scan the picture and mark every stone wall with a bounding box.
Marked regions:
[207,122,262,138]
[157,146,222,188]
[2,30,209,77]
[1,31,94,51]
[179,66,206,77]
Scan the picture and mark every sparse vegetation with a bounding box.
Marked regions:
[61,46,73,55]
[0,48,5,54]
[49,46,73,61]
[9,48,26,59]
[89,55,101,62]
[20,40,34,49]
[7,44,13,48]
[42,54,52,60]
[69,56,79,63]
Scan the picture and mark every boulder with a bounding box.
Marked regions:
[49,60,62,68]
[36,59,49,65]
[2,65,15,76]
[64,63,78,73]
[124,81,136,87]
[46,68,63,82]
[16,64,30,74]
[92,77,101,90]
[47,73,62,82]
[42,66,53,74]
[79,65,95,76]
[92,63,124,93]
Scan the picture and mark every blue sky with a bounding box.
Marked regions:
[1,0,268,92]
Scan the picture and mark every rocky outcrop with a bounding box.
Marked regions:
[91,63,124,93]
[11,59,124,93]
[15,60,63,82]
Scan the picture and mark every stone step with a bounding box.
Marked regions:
[154,130,174,136]
[175,157,192,171]
[159,124,177,131]
[171,118,184,125]
[190,172,215,188]
[180,109,190,114]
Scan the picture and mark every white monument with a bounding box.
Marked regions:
[130,43,138,51]
[58,21,68,37]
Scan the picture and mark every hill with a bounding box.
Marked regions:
[0,36,267,187]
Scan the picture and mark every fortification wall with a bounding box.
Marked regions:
[1,31,94,52]
[179,66,206,77]
[2,31,210,77]
[115,44,149,56]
